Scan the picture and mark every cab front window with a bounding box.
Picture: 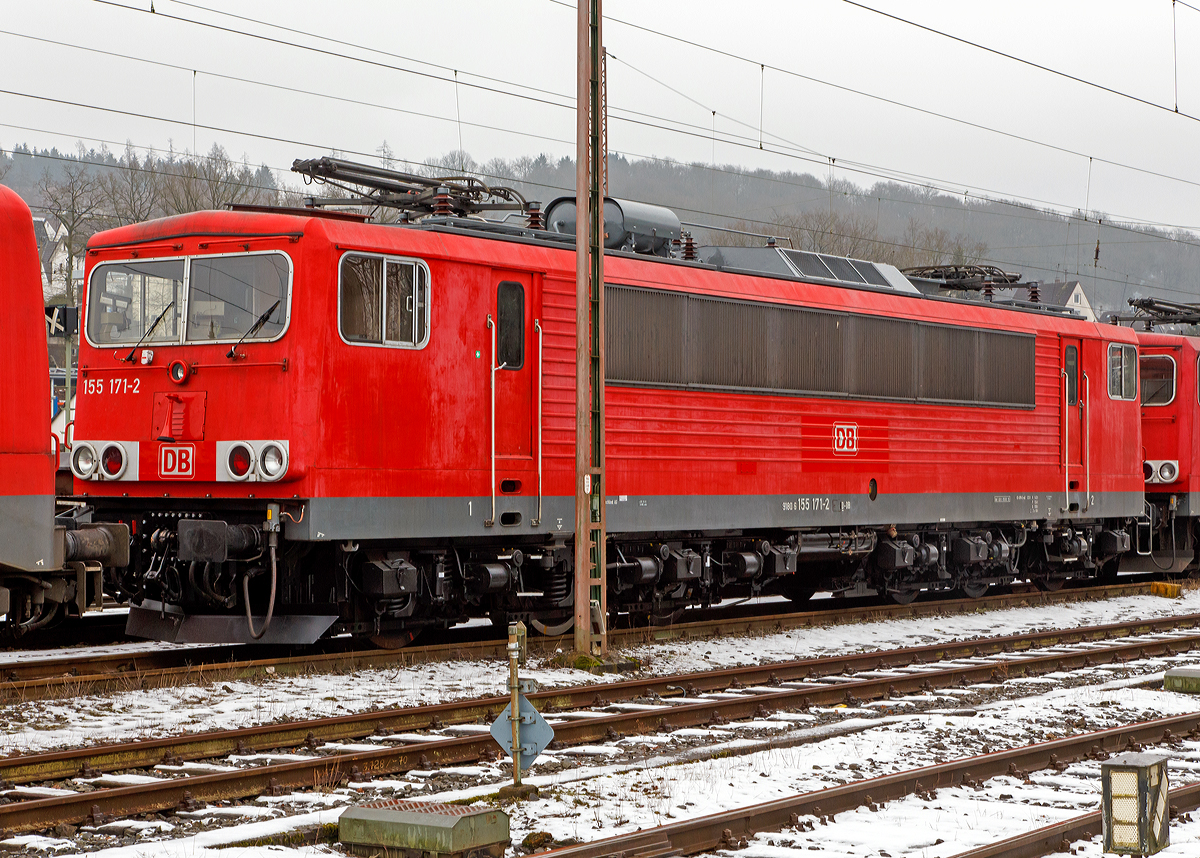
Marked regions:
[86,259,184,345]
[85,251,291,347]
[187,254,288,341]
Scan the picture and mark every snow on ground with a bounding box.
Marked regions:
[4,589,1199,757]
[6,588,1200,857]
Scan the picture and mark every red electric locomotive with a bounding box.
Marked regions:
[66,158,1144,645]
[1103,297,1200,574]
[0,184,125,635]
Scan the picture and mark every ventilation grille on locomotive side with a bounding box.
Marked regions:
[606,284,1036,407]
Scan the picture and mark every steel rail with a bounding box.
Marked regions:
[0,581,1162,700]
[2,611,1197,785]
[949,782,1200,858]
[537,714,1200,858]
[0,624,1196,834]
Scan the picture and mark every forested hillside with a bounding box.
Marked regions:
[5,142,1197,316]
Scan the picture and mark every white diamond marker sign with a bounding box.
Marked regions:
[490,694,554,773]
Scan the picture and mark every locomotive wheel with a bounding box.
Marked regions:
[368,630,422,649]
[888,587,919,605]
[1033,575,1066,592]
[961,580,989,599]
[780,578,815,603]
[530,614,574,636]
[648,607,685,627]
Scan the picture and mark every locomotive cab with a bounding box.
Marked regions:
[74,214,327,644]
[1128,331,1199,573]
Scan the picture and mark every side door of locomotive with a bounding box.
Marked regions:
[1061,337,1084,506]
[491,270,538,464]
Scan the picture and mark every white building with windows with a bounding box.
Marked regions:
[1040,280,1095,322]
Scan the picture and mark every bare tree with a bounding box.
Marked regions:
[97,143,161,227]
[159,144,275,215]
[774,210,883,259]
[891,217,988,269]
[39,161,101,303]
[39,160,102,425]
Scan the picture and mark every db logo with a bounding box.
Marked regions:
[159,444,195,479]
[833,423,859,456]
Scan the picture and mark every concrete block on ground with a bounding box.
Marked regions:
[339,799,509,858]
[1164,668,1200,694]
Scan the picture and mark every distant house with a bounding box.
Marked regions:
[31,216,78,302]
[1038,280,1095,322]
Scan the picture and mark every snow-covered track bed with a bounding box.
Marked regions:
[539,715,1200,858]
[0,582,1164,702]
[3,614,1200,838]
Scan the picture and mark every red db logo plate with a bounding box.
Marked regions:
[833,423,859,456]
[159,444,195,479]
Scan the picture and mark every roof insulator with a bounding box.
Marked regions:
[526,201,544,231]
[682,230,697,261]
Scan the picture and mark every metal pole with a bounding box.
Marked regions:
[64,332,73,428]
[64,262,74,428]
[486,315,498,527]
[508,623,521,787]
[590,0,607,656]
[592,0,609,652]
[574,0,606,656]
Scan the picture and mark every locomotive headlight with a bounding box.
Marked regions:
[1159,461,1179,483]
[70,442,98,479]
[168,359,190,384]
[227,442,256,481]
[99,442,128,479]
[1144,461,1155,481]
[257,442,287,481]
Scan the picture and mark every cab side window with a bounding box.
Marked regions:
[339,253,429,348]
[1108,344,1138,401]
[1140,355,1175,406]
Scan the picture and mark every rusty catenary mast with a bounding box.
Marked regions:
[574,0,606,654]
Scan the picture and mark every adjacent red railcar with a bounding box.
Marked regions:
[1128,330,1200,572]
[0,184,125,634]
[0,184,56,576]
[66,161,1145,644]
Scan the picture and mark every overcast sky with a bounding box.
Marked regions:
[3,1,1199,232]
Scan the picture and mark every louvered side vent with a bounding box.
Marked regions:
[780,307,845,394]
[606,286,685,384]
[922,325,978,402]
[851,315,915,399]
[687,297,778,390]
[980,329,1036,405]
[605,284,1035,408]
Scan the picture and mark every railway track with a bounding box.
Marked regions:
[0,609,1196,835]
[0,580,1166,700]
[538,712,1200,858]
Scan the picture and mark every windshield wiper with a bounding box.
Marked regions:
[227,300,281,359]
[123,301,175,362]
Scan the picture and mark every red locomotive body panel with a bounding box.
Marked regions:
[70,203,1146,642]
[0,184,56,572]
[76,212,1144,532]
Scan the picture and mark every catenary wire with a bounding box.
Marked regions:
[840,0,1197,122]
[88,0,1200,213]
